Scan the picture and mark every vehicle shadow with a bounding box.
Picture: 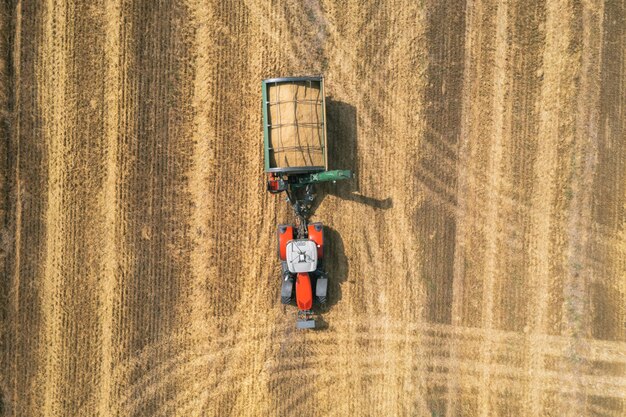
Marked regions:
[310,98,393,215]
[308,99,390,329]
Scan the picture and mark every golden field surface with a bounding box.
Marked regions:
[0,0,625,416]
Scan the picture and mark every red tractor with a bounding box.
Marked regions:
[277,222,327,329]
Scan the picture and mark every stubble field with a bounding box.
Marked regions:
[0,0,625,416]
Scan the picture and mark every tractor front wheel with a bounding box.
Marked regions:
[281,280,294,304]
[315,277,328,305]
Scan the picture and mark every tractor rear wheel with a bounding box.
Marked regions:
[277,225,294,261]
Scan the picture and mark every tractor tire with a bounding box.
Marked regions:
[277,225,294,261]
[281,275,294,305]
[307,222,324,259]
[315,277,328,305]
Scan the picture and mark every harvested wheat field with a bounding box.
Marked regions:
[0,0,625,416]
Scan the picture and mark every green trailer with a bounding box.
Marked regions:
[262,75,351,217]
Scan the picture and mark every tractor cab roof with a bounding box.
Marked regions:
[286,239,318,273]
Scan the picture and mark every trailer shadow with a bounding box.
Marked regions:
[326,99,359,189]
[310,99,393,215]
[312,226,347,329]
